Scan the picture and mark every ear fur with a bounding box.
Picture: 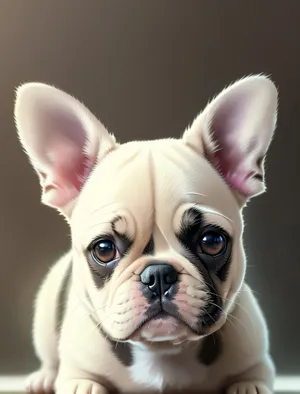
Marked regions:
[183,75,278,203]
[14,83,116,216]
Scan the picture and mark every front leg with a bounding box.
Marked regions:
[217,285,276,394]
[55,361,111,394]
[56,378,108,394]
[226,358,275,394]
[227,382,271,394]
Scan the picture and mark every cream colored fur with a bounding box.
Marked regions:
[14,75,278,394]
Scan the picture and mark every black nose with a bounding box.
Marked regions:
[140,264,178,300]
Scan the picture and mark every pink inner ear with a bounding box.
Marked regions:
[40,141,96,208]
[34,110,97,208]
[210,151,255,196]
[43,141,96,208]
[207,98,256,196]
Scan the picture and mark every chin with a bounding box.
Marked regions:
[127,311,226,351]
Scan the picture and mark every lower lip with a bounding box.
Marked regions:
[139,315,190,342]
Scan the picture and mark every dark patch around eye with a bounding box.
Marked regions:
[113,231,133,256]
[177,207,232,282]
[87,222,133,288]
[143,236,155,255]
[111,217,133,255]
[180,207,204,236]
[215,252,232,282]
[176,207,232,336]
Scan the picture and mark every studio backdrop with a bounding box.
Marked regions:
[0,0,298,377]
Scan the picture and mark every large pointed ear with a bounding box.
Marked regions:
[14,83,117,215]
[182,75,278,203]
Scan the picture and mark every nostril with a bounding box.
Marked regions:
[148,274,155,286]
[140,263,178,299]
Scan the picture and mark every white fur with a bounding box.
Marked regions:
[129,343,206,391]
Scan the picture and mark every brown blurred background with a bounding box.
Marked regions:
[0,0,299,379]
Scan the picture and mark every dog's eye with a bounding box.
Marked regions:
[199,232,226,256]
[91,240,120,264]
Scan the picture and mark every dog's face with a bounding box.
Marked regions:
[15,76,278,348]
[70,139,243,344]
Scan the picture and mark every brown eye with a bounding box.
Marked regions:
[200,232,226,256]
[92,240,120,264]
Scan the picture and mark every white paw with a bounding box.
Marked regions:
[227,381,272,394]
[25,368,57,394]
[56,379,107,394]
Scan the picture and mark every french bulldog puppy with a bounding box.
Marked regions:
[14,75,278,394]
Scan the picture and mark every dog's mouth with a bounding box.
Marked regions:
[131,300,220,344]
[136,312,193,344]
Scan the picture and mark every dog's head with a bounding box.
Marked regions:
[15,76,277,348]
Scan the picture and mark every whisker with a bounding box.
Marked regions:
[226,312,253,343]
[56,286,101,330]
[205,287,256,328]
[209,292,253,326]
[89,310,116,338]
[207,298,253,342]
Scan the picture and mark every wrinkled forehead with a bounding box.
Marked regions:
[71,140,240,239]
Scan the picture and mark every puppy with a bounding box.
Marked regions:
[14,75,278,394]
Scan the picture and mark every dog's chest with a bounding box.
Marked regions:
[128,345,208,392]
